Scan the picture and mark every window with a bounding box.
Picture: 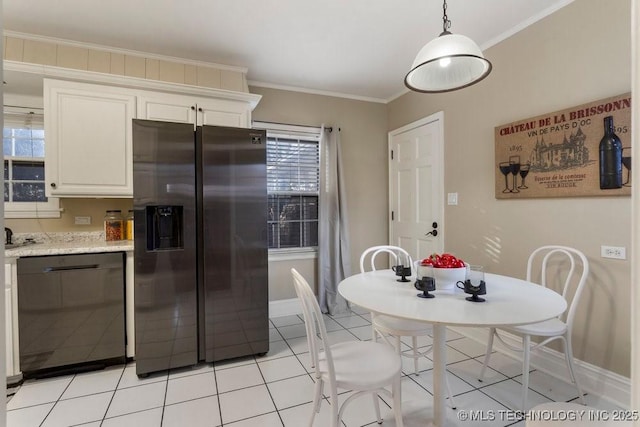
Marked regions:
[259,123,320,251]
[3,107,60,218]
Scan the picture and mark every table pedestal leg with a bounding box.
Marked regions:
[433,324,446,427]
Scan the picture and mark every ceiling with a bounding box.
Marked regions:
[3,0,574,102]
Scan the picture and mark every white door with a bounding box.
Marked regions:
[389,112,444,262]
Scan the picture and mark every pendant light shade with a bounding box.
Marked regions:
[405,1,492,93]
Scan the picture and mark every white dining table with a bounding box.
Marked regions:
[338,269,567,427]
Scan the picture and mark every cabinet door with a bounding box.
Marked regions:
[139,92,251,128]
[45,79,136,197]
[138,93,197,124]
[6,260,17,377]
[197,98,250,128]
[5,287,14,376]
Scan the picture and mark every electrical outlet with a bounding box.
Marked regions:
[74,216,91,225]
[601,245,626,260]
[447,192,458,205]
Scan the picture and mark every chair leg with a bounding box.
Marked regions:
[392,374,404,427]
[563,335,586,405]
[479,327,495,382]
[412,336,419,375]
[311,378,323,417]
[521,335,531,412]
[372,393,382,424]
[329,382,340,427]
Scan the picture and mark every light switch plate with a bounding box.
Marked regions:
[447,193,458,205]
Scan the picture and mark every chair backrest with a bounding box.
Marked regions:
[359,245,413,273]
[291,268,335,380]
[526,245,589,329]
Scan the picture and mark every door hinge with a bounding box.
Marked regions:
[391,211,394,221]
[391,150,394,160]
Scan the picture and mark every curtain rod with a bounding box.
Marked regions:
[253,120,333,132]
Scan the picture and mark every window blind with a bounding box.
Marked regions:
[266,136,319,195]
[3,108,45,158]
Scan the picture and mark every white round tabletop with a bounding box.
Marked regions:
[338,269,567,328]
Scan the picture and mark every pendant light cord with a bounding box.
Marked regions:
[442,0,451,34]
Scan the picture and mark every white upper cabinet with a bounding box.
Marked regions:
[45,79,136,197]
[138,92,251,128]
[44,76,259,198]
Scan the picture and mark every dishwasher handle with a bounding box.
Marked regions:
[43,264,100,273]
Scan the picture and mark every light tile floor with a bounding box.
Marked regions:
[7,307,623,426]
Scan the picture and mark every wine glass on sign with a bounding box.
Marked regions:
[622,147,631,187]
[509,155,521,193]
[518,162,530,189]
[499,162,511,193]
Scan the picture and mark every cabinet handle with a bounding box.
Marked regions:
[190,106,196,111]
[198,107,203,112]
[44,264,99,272]
[50,183,57,188]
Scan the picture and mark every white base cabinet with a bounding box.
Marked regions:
[126,252,135,358]
[5,259,19,378]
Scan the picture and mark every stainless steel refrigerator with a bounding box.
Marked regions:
[132,120,269,377]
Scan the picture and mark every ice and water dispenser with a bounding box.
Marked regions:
[146,206,184,251]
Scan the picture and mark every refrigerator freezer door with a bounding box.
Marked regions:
[199,126,269,362]
[133,120,198,376]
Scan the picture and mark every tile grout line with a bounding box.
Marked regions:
[99,365,127,424]
[37,373,76,427]
[211,361,223,427]
[7,312,616,426]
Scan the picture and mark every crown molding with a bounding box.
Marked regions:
[4,60,262,109]
[248,79,387,104]
[4,30,248,74]
[479,0,575,51]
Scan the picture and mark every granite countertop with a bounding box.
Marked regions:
[4,231,133,258]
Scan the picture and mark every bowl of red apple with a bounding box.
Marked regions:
[414,253,468,291]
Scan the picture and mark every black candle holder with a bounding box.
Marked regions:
[415,276,436,298]
[456,279,487,302]
[392,265,412,282]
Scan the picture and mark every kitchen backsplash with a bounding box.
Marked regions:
[11,231,106,244]
[4,198,133,234]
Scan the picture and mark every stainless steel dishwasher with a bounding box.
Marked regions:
[17,252,126,378]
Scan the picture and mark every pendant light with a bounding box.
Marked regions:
[405,0,492,93]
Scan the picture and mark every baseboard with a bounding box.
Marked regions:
[269,298,301,318]
[451,326,631,410]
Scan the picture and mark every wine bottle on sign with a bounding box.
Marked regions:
[599,115,623,189]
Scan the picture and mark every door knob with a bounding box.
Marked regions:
[426,222,438,237]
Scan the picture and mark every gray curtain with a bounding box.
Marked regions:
[318,125,351,314]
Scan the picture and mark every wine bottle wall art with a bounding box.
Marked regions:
[494,93,631,199]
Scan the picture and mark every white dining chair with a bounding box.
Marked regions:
[291,268,404,427]
[360,245,456,408]
[478,245,589,411]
